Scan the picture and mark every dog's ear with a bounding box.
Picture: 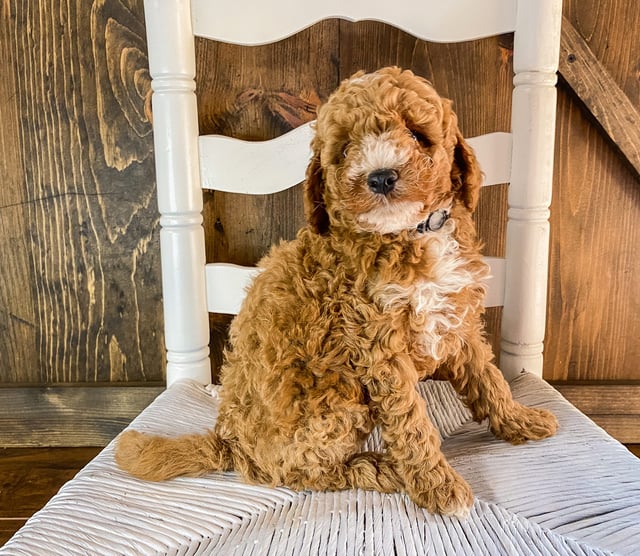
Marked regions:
[444,101,482,211]
[303,140,330,234]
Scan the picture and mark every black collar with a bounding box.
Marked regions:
[416,208,450,233]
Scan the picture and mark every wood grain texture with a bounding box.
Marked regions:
[547,1,639,387]
[562,0,640,106]
[0,0,163,384]
[544,0,640,383]
[553,382,640,442]
[588,415,640,444]
[0,447,101,545]
[546,92,640,382]
[0,0,38,381]
[0,447,102,516]
[1,521,26,548]
[552,383,640,414]
[559,16,640,177]
[0,386,162,447]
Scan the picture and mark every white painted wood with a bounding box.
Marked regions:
[500,0,562,380]
[191,0,517,45]
[205,257,505,315]
[467,133,512,187]
[200,129,511,194]
[513,0,564,75]
[205,264,260,315]
[484,257,506,309]
[199,123,314,194]
[145,0,211,386]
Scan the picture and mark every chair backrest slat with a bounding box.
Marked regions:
[200,129,512,194]
[206,256,506,316]
[191,0,517,45]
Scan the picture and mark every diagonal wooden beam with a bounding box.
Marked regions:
[558,15,640,179]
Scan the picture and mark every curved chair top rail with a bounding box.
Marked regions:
[191,0,517,45]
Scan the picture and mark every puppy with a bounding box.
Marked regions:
[116,67,557,517]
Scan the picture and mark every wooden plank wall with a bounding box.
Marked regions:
[547,0,640,382]
[0,0,164,384]
[0,1,165,444]
[546,0,640,440]
[0,0,638,446]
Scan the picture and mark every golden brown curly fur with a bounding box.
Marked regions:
[116,67,558,517]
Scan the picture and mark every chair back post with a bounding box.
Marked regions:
[145,0,211,386]
[500,0,562,380]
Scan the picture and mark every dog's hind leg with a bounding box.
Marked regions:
[443,332,558,445]
[115,429,234,481]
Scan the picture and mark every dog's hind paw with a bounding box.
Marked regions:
[490,404,558,445]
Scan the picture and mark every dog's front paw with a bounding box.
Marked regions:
[407,462,474,518]
[490,404,558,445]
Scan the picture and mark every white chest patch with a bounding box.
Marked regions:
[374,221,488,360]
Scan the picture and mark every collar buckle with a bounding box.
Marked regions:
[416,209,450,233]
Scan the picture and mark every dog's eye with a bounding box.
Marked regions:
[410,130,431,148]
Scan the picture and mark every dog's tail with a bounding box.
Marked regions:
[115,429,233,481]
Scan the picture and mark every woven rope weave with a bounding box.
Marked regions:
[3,374,639,555]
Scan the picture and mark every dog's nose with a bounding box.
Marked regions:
[367,169,398,195]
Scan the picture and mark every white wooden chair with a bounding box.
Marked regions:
[3,1,640,554]
[156,0,556,388]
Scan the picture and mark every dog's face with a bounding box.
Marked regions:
[304,67,481,235]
